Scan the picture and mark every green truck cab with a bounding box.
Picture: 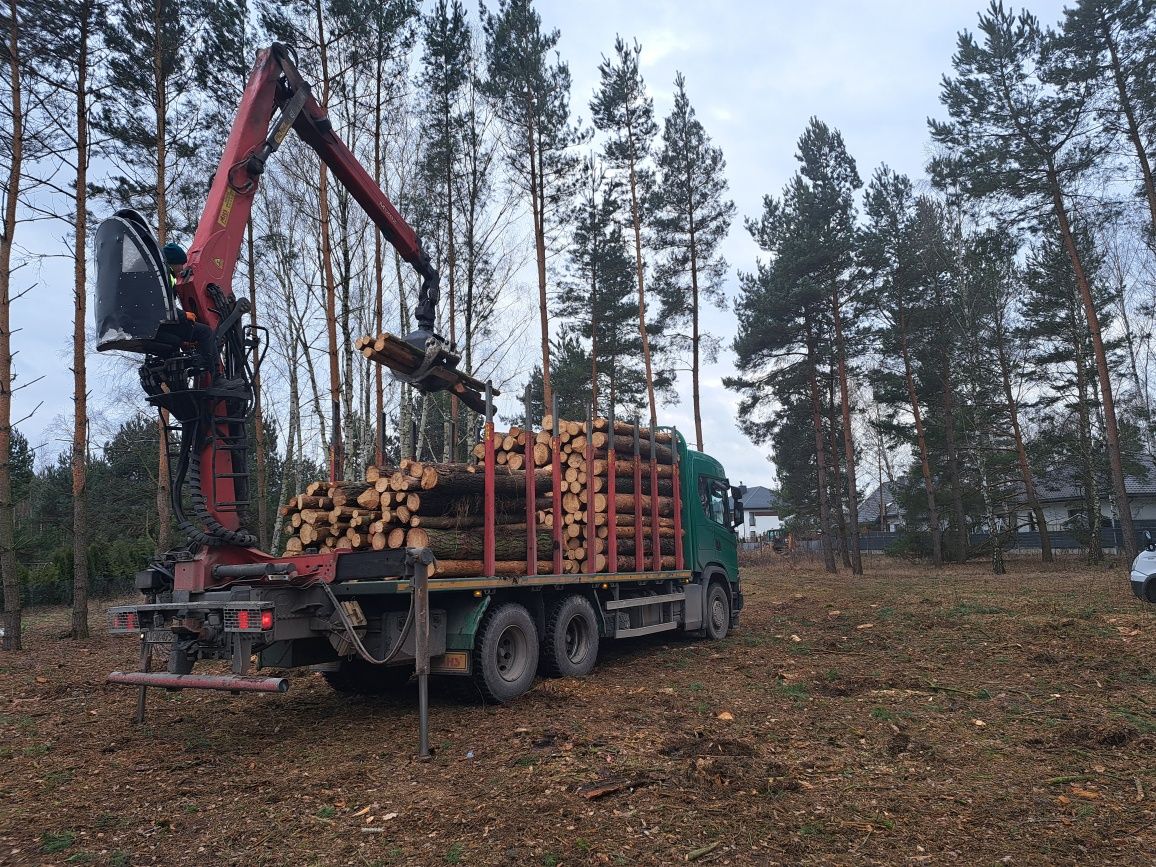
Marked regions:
[108,431,744,707]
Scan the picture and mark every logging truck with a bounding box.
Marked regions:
[94,45,744,743]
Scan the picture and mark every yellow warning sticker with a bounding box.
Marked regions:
[217,188,235,228]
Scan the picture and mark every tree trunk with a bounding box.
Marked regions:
[831,284,862,574]
[71,6,92,637]
[993,313,1051,561]
[314,0,341,482]
[827,382,851,568]
[372,55,385,465]
[1049,168,1135,557]
[1,0,23,650]
[805,318,837,573]
[627,136,657,427]
[940,356,967,560]
[1100,10,1156,239]
[152,0,171,554]
[898,307,942,565]
[527,112,551,408]
[246,220,269,550]
[1075,346,1103,563]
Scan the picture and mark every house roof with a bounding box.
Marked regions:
[1034,455,1156,503]
[858,481,902,524]
[742,485,780,512]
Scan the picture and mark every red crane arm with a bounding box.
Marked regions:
[179,43,433,328]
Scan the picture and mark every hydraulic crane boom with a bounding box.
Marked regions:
[185,43,440,334]
[94,43,488,559]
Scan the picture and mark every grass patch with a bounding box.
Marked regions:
[445,842,464,863]
[315,806,336,819]
[946,602,1006,619]
[776,679,807,702]
[871,706,895,721]
[109,853,130,867]
[40,831,75,853]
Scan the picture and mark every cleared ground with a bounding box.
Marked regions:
[1,554,1154,866]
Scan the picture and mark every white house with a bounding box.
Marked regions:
[739,485,782,541]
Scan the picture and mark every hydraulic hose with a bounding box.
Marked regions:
[320,580,416,666]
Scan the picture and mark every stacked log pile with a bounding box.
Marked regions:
[538,416,678,574]
[278,417,680,577]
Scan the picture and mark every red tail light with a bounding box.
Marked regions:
[108,610,139,633]
[236,609,250,630]
[260,610,274,631]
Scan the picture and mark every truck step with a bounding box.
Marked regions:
[612,621,679,638]
[604,591,686,610]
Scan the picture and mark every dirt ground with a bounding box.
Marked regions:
[1,554,1154,866]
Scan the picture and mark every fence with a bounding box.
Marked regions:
[848,525,1153,555]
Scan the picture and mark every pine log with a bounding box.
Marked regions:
[404,528,553,560]
[387,527,407,549]
[618,556,676,571]
[284,536,303,553]
[592,475,674,496]
[432,559,554,578]
[592,460,674,478]
[293,495,333,510]
[616,538,677,556]
[356,487,381,509]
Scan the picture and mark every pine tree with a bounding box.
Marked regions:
[591,36,660,425]
[963,227,1055,562]
[420,0,470,459]
[651,72,735,452]
[0,0,28,648]
[1020,225,1123,561]
[930,2,1138,556]
[859,168,944,565]
[33,0,106,635]
[556,156,646,419]
[1061,0,1156,238]
[481,0,583,409]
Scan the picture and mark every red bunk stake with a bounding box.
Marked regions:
[524,384,537,576]
[633,424,643,571]
[585,408,595,575]
[483,382,496,577]
[607,408,617,572]
[672,428,684,570]
[649,423,661,571]
[551,395,563,575]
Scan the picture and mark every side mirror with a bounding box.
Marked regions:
[730,485,745,528]
[1145,530,1154,552]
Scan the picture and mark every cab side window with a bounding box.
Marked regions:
[699,476,729,526]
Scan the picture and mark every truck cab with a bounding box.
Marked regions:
[679,440,743,628]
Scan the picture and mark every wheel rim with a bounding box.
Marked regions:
[710,591,727,634]
[563,613,590,664]
[495,624,529,683]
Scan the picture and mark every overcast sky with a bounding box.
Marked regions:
[14,0,1070,491]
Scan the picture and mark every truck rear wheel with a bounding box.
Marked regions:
[321,660,412,694]
[472,602,538,703]
[541,594,599,678]
[703,581,730,641]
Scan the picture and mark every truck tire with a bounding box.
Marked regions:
[472,602,539,703]
[321,660,412,694]
[541,594,599,678]
[703,581,730,641]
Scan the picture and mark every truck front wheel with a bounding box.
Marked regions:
[472,602,539,703]
[703,581,730,641]
[542,594,599,678]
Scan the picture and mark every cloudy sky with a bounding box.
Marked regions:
[14,0,1069,490]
